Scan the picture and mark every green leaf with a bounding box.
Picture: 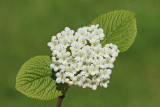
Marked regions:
[90,10,137,52]
[16,55,68,100]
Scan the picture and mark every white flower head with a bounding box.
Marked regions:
[48,24,119,90]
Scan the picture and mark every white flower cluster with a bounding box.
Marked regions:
[48,25,119,90]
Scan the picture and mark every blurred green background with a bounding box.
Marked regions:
[0,0,160,107]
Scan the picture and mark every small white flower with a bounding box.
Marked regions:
[93,28,103,37]
[75,50,86,61]
[53,45,66,55]
[91,40,101,47]
[50,63,59,71]
[85,54,94,63]
[89,64,99,76]
[59,39,69,48]
[61,27,74,36]
[103,56,114,68]
[51,36,57,41]
[78,38,87,47]
[81,66,90,76]
[87,34,95,42]
[100,79,110,88]
[56,71,66,83]
[72,74,84,87]
[82,78,91,88]
[57,52,71,65]
[92,73,101,82]
[76,27,88,37]
[47,40,59,50]
[56,33,63,40]
[90,24,99,31]
[70,41,81,51]
[66,35,76,43]
[101,47,110,57]
[50,57,60,71]
[90,79,99,90]
[71,62,82,71]
[100,69,112,79]
[65,67,77,77]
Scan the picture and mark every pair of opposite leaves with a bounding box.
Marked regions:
[15,10,137,100]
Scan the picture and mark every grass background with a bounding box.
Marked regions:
[0,0,160,107]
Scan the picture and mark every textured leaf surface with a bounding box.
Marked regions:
[90,10,137,52]
[16,56,67,100]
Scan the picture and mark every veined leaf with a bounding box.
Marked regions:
[16,55,68,100]
[90,10,137,52]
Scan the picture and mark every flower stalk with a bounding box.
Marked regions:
[56,95,65,107]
